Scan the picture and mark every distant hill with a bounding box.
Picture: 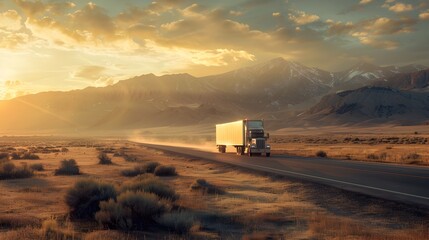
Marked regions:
[302,87,429,125]
[373,69,429,90]
[333,62,426,91]
[0,58,427,133]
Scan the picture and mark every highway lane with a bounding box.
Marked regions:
[138,143,429,208]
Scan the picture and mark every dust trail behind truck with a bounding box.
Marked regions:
[216,120,271,157]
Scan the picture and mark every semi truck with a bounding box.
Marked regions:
[216,119,271,157]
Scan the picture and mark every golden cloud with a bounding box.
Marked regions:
[0,10,22,31]
[0,30,29,48]
[328,17,417,36]
[388,3,414,13]
[420,10,429,20]
[353,33,398,50]
[359,0,372,5]
[288,11,320,25]
[74,65,106,80]
[189,48,255,66]
[327,16,417,50]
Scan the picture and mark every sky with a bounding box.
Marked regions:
[0,0,428,100]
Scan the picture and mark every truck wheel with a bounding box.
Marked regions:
[266,153,270,157]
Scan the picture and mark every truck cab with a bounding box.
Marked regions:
[245,120,270,157]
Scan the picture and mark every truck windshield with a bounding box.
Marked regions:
[247,121,263,129]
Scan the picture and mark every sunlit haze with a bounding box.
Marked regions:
[1,0,429,99]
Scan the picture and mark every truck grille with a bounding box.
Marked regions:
[256,139,265,149]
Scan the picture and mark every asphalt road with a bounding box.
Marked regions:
[139,143,429,208]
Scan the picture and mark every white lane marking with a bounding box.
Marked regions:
[236,161,429,201]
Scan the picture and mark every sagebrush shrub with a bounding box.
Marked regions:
[98,153,112,165]
[55,159,80,175]
[123,154,138,162]
[30,163,44,171]
[65,179,117,219]
[121,175,178,201]
[20,152,40,160]
[96,191,165,230]
[157,211,199,233]
[95,199,132,230]
[121,161,161,177]
[154,165,177,177]
[316,150,327,158]
[141,161,160,173]
[0,152,8,160]
[0,161,33,180]
[190,179,225,195]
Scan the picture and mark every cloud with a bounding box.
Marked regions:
[13,0,45,17]
[68,2,117,40]
[352,32,399,50]
[327,17,417,36]
[419,9,429,20]
[340,0,373,14]
[75,65,106,80]
[326,17,417,50]
[365,17,416,34]
[0,31,29,49]
[0,10,22,31]
[359,0,373,5]
[74,65,114,86]
[229,10,243,16]
[272,12,281,17]
[288,11,320,25]
[189,49,255,66]
[387,3,414,12]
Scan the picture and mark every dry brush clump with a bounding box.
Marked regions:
[402,153,422,164]
[63,174,197,234]
[98,152,113,165]
[29,163,44,171]
[156,211,200,234]
[0,152,9,160]
[154,165,177,177]
[0,215,40,229]
[122,154,139,162]
[7,151,40,160]
[96,191,165,230]
[0,161,33,180]
[367,152,388,161]
[121,175,178,201]
[55,159,80,175]
[95,176,178,230]
[65,179,117,219]
[316,150,327,158]
[190,179,225,195]
[121,161,160,177]
[41,219,76,240]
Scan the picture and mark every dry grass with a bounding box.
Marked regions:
[0,136,427,239]
[271,134,429,165]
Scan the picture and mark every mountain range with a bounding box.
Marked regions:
[0,58,428,133]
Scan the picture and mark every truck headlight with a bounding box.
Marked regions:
[266,145,271,148]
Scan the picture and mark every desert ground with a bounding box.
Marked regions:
[0,136,428,239]
[270,125,429,165]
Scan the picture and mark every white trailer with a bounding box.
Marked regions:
[216,120,270,157]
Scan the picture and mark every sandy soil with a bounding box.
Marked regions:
[0,137,428,239]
